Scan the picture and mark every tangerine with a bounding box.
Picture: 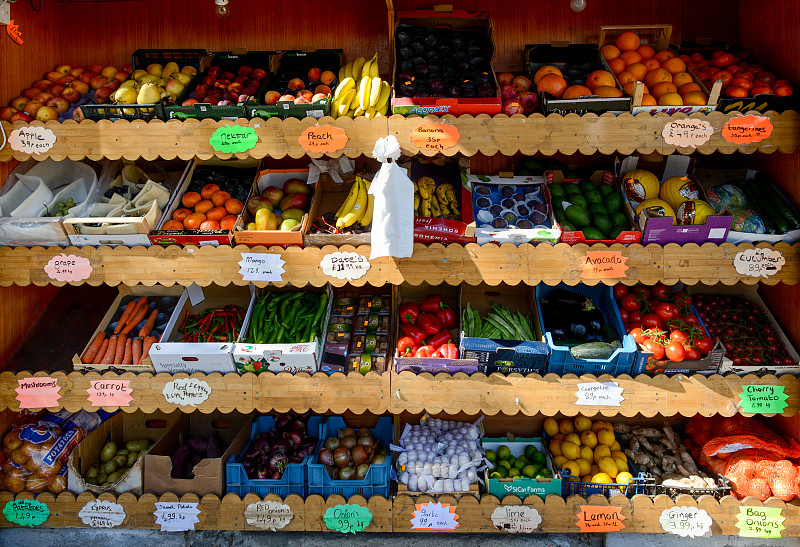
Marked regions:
[678,82,702,96]
[644,58,661,71]
[201,183,220,199]
[683,91,709,105]
[219,214,238,230]
[194,200,214,215]
[585,70,615,91]
[657,92,683,106]
[619,50,643,66]
[172,208,193,223]
[181,191,202,208]
[211,190,232,207]
[600,44,621,60]
[626,63,648,81]
[616,71,636,85]
[206,206,227,221]
[162,220,184,230]
[653,49,676,63]
[615,31,640,52]
[225,198,244,215]
[607,58,627,75]
[645,68,673,89]
[562,85,593,99]
[199,220,220,230]
[637,45,656,59]
[537,73,567,97]
[671,72,694,88]
[640,93,657,106]
[623,81,648,96]
[594,86,623,98]
[534,65,563,85]
[651,81,678,98]
[662,57,687,74]
[183,212,207,230]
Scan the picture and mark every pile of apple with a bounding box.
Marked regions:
[3,64,130,123]
[262,67,336,106]
[183,65,268,107]
[245,179,312,231]
[496,73,538,115]
[684,50,793,99]
[109,62,197,109]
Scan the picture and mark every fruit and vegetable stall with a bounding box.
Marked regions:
[1,0,800,539]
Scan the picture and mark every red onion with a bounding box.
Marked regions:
[284,430,303,447]
[338,465,355,480]
[356,463,370,480]
[331,466,339,479]
[318,448,334,467]
[334,446,351,468]
[324,436,340,450]
[340,435,357,450]
[356,427,371,438]
[338,427,355,439]
[351,445,369,466]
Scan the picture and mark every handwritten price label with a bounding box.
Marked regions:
[576,506,625,532]
[45,253,93,282]
[9,126,55,154]
[87,380,133,407]
[409,122,460,152]
[323,504,372,534]
[659,507,712,538]
[735,506,785,538]
[153,502,200,532]
[579,251,628,280]
[575,382,624,406]
[410,502,459,530]
[491,506,542,533]
[3,499,49,527]
[244,500,293,531]
[79,500,127,528]
[722,115,773,144]
[238,253,285,282]
[320,251,371,281]
[734,248,785,278]
[662,119,714,147]
[162,378,211,407]
[739,385,789,414]
[298,125,348,154]
[16,377,61,409]
[209,126,258,153]
[7,20,23,45]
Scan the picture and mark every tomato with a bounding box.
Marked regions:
[665,341,686,362]
[629,321,643,330]
[642,313,662,330]
[619,308,630,324]
[613,284,629,300]
[756,71,776,84]
[669,330,688,344]
[647,298,661,312]
[694,335,713,356]
[643,338,665,360]
[655,302,678,322]
[621,294,641,312]
[629,327,646,345]
[672,291,692,309]
[681,314,700,328]
[629,311,643,324]
[632,286,651,299]
[685,347,701,360]
[651,283,669,301]
[785,356,797,366]
[723,86,748,98]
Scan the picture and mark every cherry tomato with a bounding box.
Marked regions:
[773,357,784,366]
[643,338,665,360]
[655,302,678,322]
[648,298,661,312]
[629,321,643,330]
[621,294,641,312]
[669,330,688,344]
[672,291,692,309]
[629,327,646,345]
[665,341,686,362]
[785,356,796,366]
[619,308,630,324]
[633,286,651,299]
[685,347,701,360]
[732,356,742,366]
[651,283,669,300]
[613,284,629,300]
[694,335,713,356]
[642,313,662,330]
[629,311,643,324]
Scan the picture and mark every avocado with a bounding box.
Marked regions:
[549,184,565,198]
[609,226,626,239]
[603,192,623,213]
[585,190,603,204]
[543,159,567,172]
[589,203,607,215]
[520,157,544,173]
[611,212,629,228]
[579,179,596,193]
[563,182,582,196]
[592,213,612,235]
[565,204,590,227]
[582,227,606,240]
[554,209,567,224]
[561,221,576,231]
[552,197,564,212]
[599,184,614,196]
[569,195,589,210]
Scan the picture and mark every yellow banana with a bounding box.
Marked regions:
[369,58,380,78]
[360,59,373,81]
[361,179,374,226]
[414,192,421,212]
[333,77,355,101]
[338,65,347,84]
[375,81,391,109]
[362,52,378,79]
[349,88,361,110]
[377,101,389,116]
[335,176,362,218]
[365,106,377,119]
[353,106,365,117]
[351,57,366,82]
[337,89,355,117]
[429,194,442,217]
[358,76,372,110]
[368,76,382,107]
[338,178,367,228]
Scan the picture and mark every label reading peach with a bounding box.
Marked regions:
[9,126,56,154]
[45,253,92,282]
[662,119,714,147]
[87,380,133,407]
[298,125,348,154]
[410,122,460,152]
[16,377,61,409]
[579,251,628,279]
[722,115,773,144]
[576,506,626,532]
[7,20,22,45]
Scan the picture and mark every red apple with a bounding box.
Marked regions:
[68,67,85,78]
[90,75,109,90]
[279,94,295,102]
[33,79,53,91]
[502,99,523,116]
[114,70,130,82]
[10,111,34,123]
[202,75,216,87]
[88,64,104,74]
[518,92,539,115]
[122,64,133,73]
[33,92,54,103]
[261,186,284,207]
[103,79,121,92]
[221,71,235,81]
[0,107,18,121]
[238,65,253,76]
[46,96,70,113]
[22,88,40,100]
[23,100,43,116]
[206,97,219,106]
[247,196,272,215]
[311,93,327,103]
[56,75,77,85]
[46,71,64,82]
[61,88,82,103]
[182,98,198,106]
[251,68,267,80]
[234,75,249,84]
[54,64,72,75]
[72,107,85,121]
[93,86,113,104]
[283,178,311,195]
[71,80,90,95]
[101,66,118,79]
[218,100,232,106]
[497,72,514,86]
[264,91,281,105]
[195,84,209,98]
[227,82,243,94]
[79,71,97,84]
[207,67,222,78]
[287,78,305,91]
[10,97,28,111]
[36,105,59,122]
[237,94,250,102]
[49,84,66,97]
[307,67,322,82]
[279,192,309,211]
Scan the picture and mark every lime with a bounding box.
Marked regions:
[514,457,527,471]
[522,464,538,478]
[524,445,538,460]
[498,460,511,471]
[497,445,511,461]
[485,449,497,463]
[536,468,553,479]
[531,451,546,467]
[507,455,517,468]
[508,467,521,478]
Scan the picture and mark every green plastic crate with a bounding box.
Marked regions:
[482,436,562,499]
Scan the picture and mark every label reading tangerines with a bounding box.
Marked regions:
[721,115,773,144]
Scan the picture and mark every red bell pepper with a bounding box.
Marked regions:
[399,302,419,324]
[436,308,457,330]
[420,295,448,313]
[417,313,441,335]
[396,336,418,356]
[401,323,427,346]
[438,343,458,359]
[413,345,435,358]
[428,329,454,349]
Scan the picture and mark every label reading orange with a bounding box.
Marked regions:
[298,125,348,154]
[410,122,459,152]
[579,251,628,279]
[576,506,626,532]
[662,119,713,147]
[721,115,773,144]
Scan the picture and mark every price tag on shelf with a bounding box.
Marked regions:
[409,122,460,152]
[162,378,211,407]
[87,380,133,407]
[323,504,372,534]
[733,248,785,278]
[739,385,789,414]
[722,115,773,144]
[575,382,624,406]
[244,500,293,531]
[579,251,628,280]
[9,126,55,154]
[576,506,625,532]
[735,506,785,538]
[209,126,258,153]
[659,507,712,538]
[44,253,92,282]
[491,506,541,533]
[79,500,127,528]
[320,251,371,281]
[298,125,348,154]
[153,502,200,532]
[16,377,61,409]
[410,502,459,530]
[7,20,23,45]
[238,253,285,282]
[3,499,49,527]
[662,119,714,148]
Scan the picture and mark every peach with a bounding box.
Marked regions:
[311,93,327,103]
[264,91,281,105]
[251,68,267,80]
[279,94,295,102]
[314,84,331,95]
[297,89,313,101]
[287,78,305,91]
[307,67,322,82]
[320,71,336,85]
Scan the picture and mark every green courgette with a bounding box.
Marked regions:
[569,341,621,360]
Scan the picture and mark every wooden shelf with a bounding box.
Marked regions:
[1,242,798,287]
[1,491,798,536]
[0,371,796,417]
[1,110,798,162]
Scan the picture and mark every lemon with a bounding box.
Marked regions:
[543,417,560,437]
[597,429,616,448]
[592,420,613,433]
[576,458,592,476]
[613,457,629,473]
[565,433,581,447]
[590,464,600,475]
[591,472,613,484]
[580,430,598,449]
[580,446,594,462]
[582,474,593,482]
[549,439,563,457]
[562,460,581,478]
[554,455,568,468]
[610,440,621,452]
[593,445,611,462]
[574,416,592,432]
[598,456,619,479]
[616,471,634,485]
[559,419,575,435]
[611,450,626,461]
[561,441,581,461]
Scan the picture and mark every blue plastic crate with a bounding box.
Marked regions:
[536,282,636,376]
[307,416,392,499]
[225,416,320,498]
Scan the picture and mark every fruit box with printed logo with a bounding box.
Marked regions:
[232,285,333,374]
[482,436,562,499]
[148,284,254,374]
[615,155,732,245]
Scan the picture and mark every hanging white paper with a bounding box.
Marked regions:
[575,382,624,406]
[238,253,285,282]
[153,502,200,531]
[369,135,414,260]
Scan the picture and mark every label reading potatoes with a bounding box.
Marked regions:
[659,507,712,538]
[153,502,200,531]
[209,126,258,153]
[298,125,348,154]
[575,382,624,406]
[323,504,372,534]
[238,253,285,282]
[491,506,542,533]
[739,385,789,414]
[87,380,133,407]
[579,251,628,280]
[410,122,460,152]
[576,506,625,532]
[410,502,459,530]
[9,126,55,154]
[45,253,93,282]
[16,377,61,409]
[320,251,370,281]
[244,500,293,531]
[79,500,127,528]
[735,506,784,538]
[662,119,714,148]
[734,248,785,278]
[3,499,49,527]
[162,378,211,407]
[722,115,773,144]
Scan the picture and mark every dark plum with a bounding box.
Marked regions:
[457,59,470,72]
[396,29,411,44]
[517,219,534,229]
[399,80,417,96]
[476,71,491,85]
[478,84,494,98]
[447,86,462,98]
[412,56,427,67]
[475,185,491,195]
[491,218,508,229]
[397,70,414,83]
[460,80,476,93]
[513,193,526,202]
[415,91,430,98]
[489,204,503,215]
[424,33,437,47]
[415,64,430,77]
[470,55,486,68]
[452,37,466,50]
[501,198,515,208]
[501,186,514,197]
[476,197,491,208]
[428,78,446,94]
[516,204,530,217]
[411,40,425,54]
[399,59,414,72]
[399,46,413,59]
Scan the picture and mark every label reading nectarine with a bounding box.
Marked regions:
[298,125,348,154]
[721,115,773,144]
[209,126,258,153]
[410,122,459,152]
[662,119,713,147]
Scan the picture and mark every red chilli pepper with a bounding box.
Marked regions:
[399,302,420,324]
[438,343,458,359]
[413,345,435,358]
[401,323,427,346]
[417,313,441,335]
[396,336,418,356]
[436,308,457,330]
[428,329,454,349]
[419,295,448,313]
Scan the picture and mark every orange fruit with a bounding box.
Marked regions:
[623,81,648,96]
[644,58,661,71]
[562,85,593,99]
[616,71,635,85]
[600,44,621,60]
[183,212,207,230]
[219,214,238,230]
[637,45,655,60]
[657,92,683,106]
[662,57,687,74]
[626,63,648,81]
[594,86,623,98]
[607,58,627,75]
[211,190,232,207]
[206,206,227,221]
[181,191,201,208]
[678,82,702,96]
[640,93,657,106]
[534,65,563,85]
[672,72,694,88]
[162,220,184,230]
[682,90,709,105]
[651,81,678,98]
[586,70,615,91]
[537,73,567,97]
[619,50,643,66]
[194,199,214,215]
[654,49,676,63]
[224,198,244,215]
[199,220,220,230]
[172,208,193,223]
[200,183,220,199]
[645,68,673,89]
[616,31,640,52]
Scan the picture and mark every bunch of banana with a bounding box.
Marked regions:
[335,176,374,229]
[413,178,460,219]
[332,52,391,119]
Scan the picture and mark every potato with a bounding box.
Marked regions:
[100,442,118,463]
[113,454,128,468]
[102,460,118,475]
[126,451,139,467]
[25,475,46,493]
[4,434,22,452]
[125,439,149,453]
[5,476,25,494]
[48,475,66,494]
[86,464,99,479]
[9,448,28,465]
[105,471,122,484]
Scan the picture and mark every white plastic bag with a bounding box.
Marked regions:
[369,136,414,259]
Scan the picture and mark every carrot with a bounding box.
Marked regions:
[82,332,106,362]
[114,334,127,365]
[94,339,109,365]
[138,308,159,339]
[121,302,148,336]
[121,337,133,365]
[141,336,157,361]
[132,338,143,365]
[100,335,118,364]
[122,297,147,329]
[114,300,137,335]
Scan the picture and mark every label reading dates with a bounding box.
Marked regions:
[320,251,371,281]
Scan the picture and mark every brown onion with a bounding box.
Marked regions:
[356,463,370,480]
[356,427,372,438]
[331,466,339,479]
[340,435,357,450]
[334,446,351,468]
[357,435,374,449]
[338,427,355,439]
[338,465,355,480]
[324,436,340,451]
[351,445,369,466]
[371,454,386,465]
[318,448,334,467]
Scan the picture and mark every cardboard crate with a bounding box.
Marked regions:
[68,410,178,495]
[144,411,252,497]
[407,158,475,244]
[482,436,561,499]
[148,284,253,374]
[303,171,373,247]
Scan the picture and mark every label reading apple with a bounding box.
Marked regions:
[9,126,56,154]
[298,125,348,154]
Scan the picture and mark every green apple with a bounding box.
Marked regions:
[280,218,301,231]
